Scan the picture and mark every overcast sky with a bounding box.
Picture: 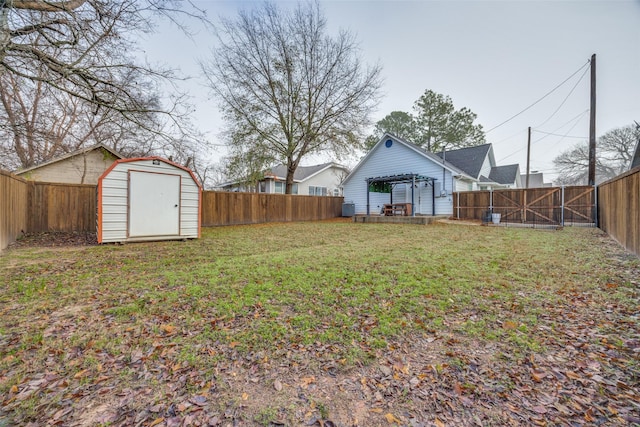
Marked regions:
[141,0,640,181]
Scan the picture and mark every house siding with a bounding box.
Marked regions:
[99,159,200,243]
[300,166,346,196]
[18,149,117,184]
[343,138,455,215]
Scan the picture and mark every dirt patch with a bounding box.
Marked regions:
[6,232,97,249]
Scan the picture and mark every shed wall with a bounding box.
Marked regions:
[99,159,200,243]
[342,137,454,215]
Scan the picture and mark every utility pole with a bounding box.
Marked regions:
[526,126,531,189]
[588,54,596,185]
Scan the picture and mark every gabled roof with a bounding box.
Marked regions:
[342,133,471,186]
[435,144,492,179]
[489,164,520,185]
[631,137,640,170]
[265,162,348,182]
[16,143,123,174]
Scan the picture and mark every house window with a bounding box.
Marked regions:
[333,188,340,196]
[259,181,267,193]
[274,182,298,194]
[309,186,327,196]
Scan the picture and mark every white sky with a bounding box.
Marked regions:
[140,0,640,181]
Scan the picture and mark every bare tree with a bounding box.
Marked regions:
[202,1,381,194]
[0,0,213,175]
[553,124,639,185]
[0,60,157,169]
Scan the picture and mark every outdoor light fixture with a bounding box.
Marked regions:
[152,159,160,165]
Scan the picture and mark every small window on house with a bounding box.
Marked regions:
[259,181,267,193]
[333,188,340,196]
[309,186,327,196]
[275,181,297,194]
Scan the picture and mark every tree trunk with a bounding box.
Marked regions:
[285,158,299,194]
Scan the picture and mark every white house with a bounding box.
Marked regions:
[342,134,521,216]
[519,171,553,188]
[221,162,349,196]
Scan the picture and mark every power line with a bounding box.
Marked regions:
[486,60,590,134]
[532,109,589,144]
[495,110,589,163]
[493,128,528,145]
[532,130,586,139]
[534,65,590,129]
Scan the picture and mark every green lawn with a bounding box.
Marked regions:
[1,221,638,426]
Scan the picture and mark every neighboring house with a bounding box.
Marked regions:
[15,144,123,185]
[630,137,640,170]
[519,171,553,188]
[341,134,521,216]
[436,144,522,191]
[221,162,349,196]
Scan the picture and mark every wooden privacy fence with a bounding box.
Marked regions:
[201,191,344,226]
[1,170,345,250]
[1,170,29,250]
[27,182,97,233]
[598,167,640,257]
[453,186,595,226]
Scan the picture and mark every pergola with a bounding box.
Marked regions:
[365,173,437,216]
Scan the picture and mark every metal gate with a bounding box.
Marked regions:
[454,186,595,226]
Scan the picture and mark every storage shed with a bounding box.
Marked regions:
[97,157,201,243]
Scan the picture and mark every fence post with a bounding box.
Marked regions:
[489,189,493,213]
[561,186,565,226]
[522,189,527,224]
[593,184,598,227]
[456,192,460,219]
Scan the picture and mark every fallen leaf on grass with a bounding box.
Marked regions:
[160,324,176,334]
[273,379,283,391]
[435,418,445,427]
[384,413,401,424]
[531,369,547,382]
[149,418,164,427]
[531,405,548,414]
[565,371,581,380]
[74,369,88,379]
[242,392,249,401]
[301,376,316,387]
[503,321,517,329]
[190,395,207,406]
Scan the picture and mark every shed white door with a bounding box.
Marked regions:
[129,171,180,237]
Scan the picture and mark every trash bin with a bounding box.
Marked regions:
[482,210,492,224]
[491,213,501,224]
[342,202,355,217]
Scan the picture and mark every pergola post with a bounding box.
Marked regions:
[432,180,436,216]
[411,176,416,217]
[366,179,370,216]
